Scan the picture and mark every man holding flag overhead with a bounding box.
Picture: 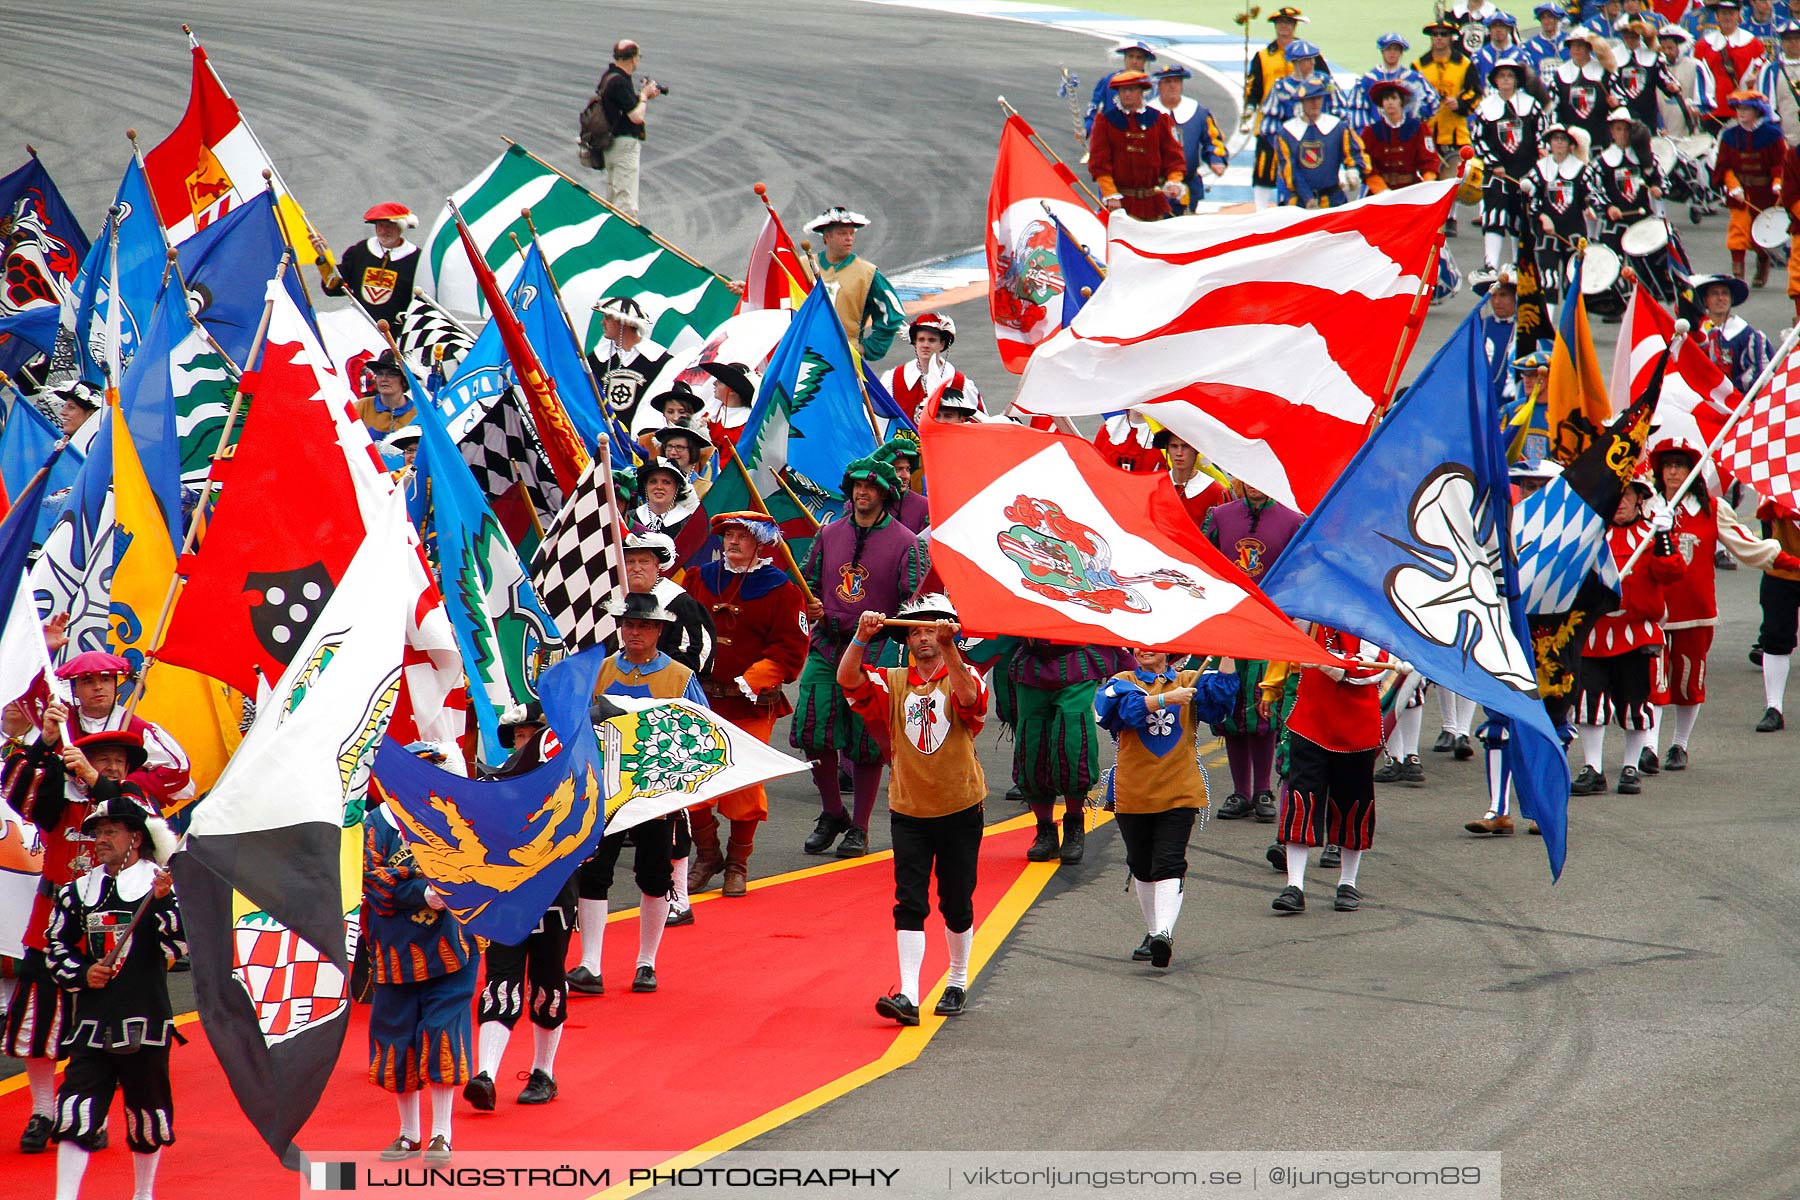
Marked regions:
[1260,303,1573,878]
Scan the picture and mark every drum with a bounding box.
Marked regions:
[1650,135,1678,179]
[1672,132,1716,166]
[1752,207,1792,267]
[1620,217,1669,258]
[1574,244,1627,315]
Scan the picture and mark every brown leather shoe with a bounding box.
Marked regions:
[1463,814,1514,836]
[1755,253,1772,288]
[722,840,753,897]
[687,810,725,892]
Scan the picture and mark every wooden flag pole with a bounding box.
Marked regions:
[716,435,818,606]
[501,138,733,285]
[996,96,1105,210]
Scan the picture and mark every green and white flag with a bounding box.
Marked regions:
[171,330,238,487]
[422,144,737,356]
[598,696,809,836]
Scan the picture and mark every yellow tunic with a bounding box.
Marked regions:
[1108,669,1209,814]
[1417,52,1479,149]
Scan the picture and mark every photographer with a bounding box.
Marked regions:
[585,39,664,221]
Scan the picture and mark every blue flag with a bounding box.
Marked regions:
[29,409,116,663]
[71,157,168,386]
[754,285,877,512]
[176,192,313,368]
[435,316,511,436]
[116,286,200,537]
[371,647,607,946]
[507,245,624,459]
[1260,306,1572,878]
[411,378,560,766]
[862,360,915,431]
[0,156,91,370]
[0,401,84,544]
[1051,210,1104,326]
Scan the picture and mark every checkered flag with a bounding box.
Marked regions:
[1721,346,1800,515]
[395,292,475,374]
[459,388,564,530]
[530,459,623,651]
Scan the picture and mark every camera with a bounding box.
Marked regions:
[649,80,670,96]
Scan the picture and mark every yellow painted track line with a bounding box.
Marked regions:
[594,809,1080,1199]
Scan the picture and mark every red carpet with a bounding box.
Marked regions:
[2,819,1049,1194]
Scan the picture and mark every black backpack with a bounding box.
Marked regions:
[577,92,614,169]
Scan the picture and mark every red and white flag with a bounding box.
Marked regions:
[739,209,809,312]
[919,417,1332,662]
[144,37,321,262]
[1011,181,1458,512]
[1721,340,1800,514]
[1612,287,1739,486]
[987,114,1107,374]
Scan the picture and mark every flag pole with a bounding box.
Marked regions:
[511,215,612,412]
[1371,180,1464,421]
[996,97,1105,211]
[1037,200,1106,278]
[127,125,245,377]
[1616,319,1800,578]
[123,257,290,720]
[500,138,734,286]
[716,435,817,605]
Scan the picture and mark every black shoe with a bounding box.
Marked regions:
[934,985,966,1016]
[1272,885,1306,913]
[875,991,920,1026]
[1716,547,1738,571]
[1132,934,1154,962]
[1319,844,1341,870]
[1334,884,1362,912]
[80,1127,106,1152]
[1454,734,1475,761]
[1638,747,1661,776]
[631,965,658,993]
[463,1072,497,1112]
[1757,706,1785,733]
[1252,790,1277,823]
[1373,755,1403,783]
[1617,765,1642,795]
[1265,843,1287,873]
[835,826,869,858]
[19,1113,51,1154]
[517,1069,558,1105]
[1148,933,1173,969]
[1025,822,1059,862]
[1750,644,1765,666]
[1216,792,1255,820]
[1059,815,1085,864]
[665,905,695,927]
[1432,730,1455,753]
[1664,744,1689,771]
[565,966,604,995]
[803,810,852,855]
[1402,755,1425,783]
[1570,765,1607,795]
[1005,783,1025,803]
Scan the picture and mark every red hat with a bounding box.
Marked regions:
[362,202,419,229]
[73,729,149,774]
[1108,70,1155,90]
[56,651,131,681]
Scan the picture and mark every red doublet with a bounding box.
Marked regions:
[1089,107,1186,221]
[1360,119,1439,190]
[1284,627,1386,753]
[1715,125,1784,209]
[1663,496,1723,627]
[1585,522,1686,655]
[681,565,809,722]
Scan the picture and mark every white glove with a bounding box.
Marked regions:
[1650,508,1675,534]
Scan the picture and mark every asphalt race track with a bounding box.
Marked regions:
[5,3,1800,1197]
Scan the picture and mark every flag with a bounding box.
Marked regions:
[394,291,475,376]
[70,156,169,385]
[1515,237,1552,355]
[172,491,413,1167]
[0,797,44,961]
[1012,181,1459,512]
[752,285,877,514]
[1051,208,1104,326]
[30,411,115,663]
[0,461,65,725]
[0,399,84,543]
[117,285,206,535]
[375,648,808,945]
[413,392,560,765]
[1522,373,1661,721]
[422,144,736,355]
[175,191,312,368]
[109,404,240,829]
[433,315,511,437]
[1258,306,1573,878]
[1612,286,1737,489]
[459,388,565,546]
[451,203,590,496]
[142,38,322,264]
[158,288,373,694]
[1544,253,1612,463]
[1720,337,1800,515]
[530,459,624,652]
[0,154,90,365]
[918,417,1332,662]
[508,243,620,460]
[739,207,810,312]
[987,114,1108,374]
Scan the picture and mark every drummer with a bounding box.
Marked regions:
[1613,16,1685,127]
[1472,56,1546,271]
[1524,122,1601,317]
[1548,29,1615,150]
[1657,25,1716,138]
[1595,108,1667,239]
[1713,89,1785,287]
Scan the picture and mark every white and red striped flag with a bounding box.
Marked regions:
[739,206,809,312]
[1011,181,1458,512]
[1721,340,1800,514]
[1612,286,1739,489]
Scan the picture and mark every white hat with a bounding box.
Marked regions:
[897,592,959,623]
[804,206,871,232]
[594,295,652,332]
